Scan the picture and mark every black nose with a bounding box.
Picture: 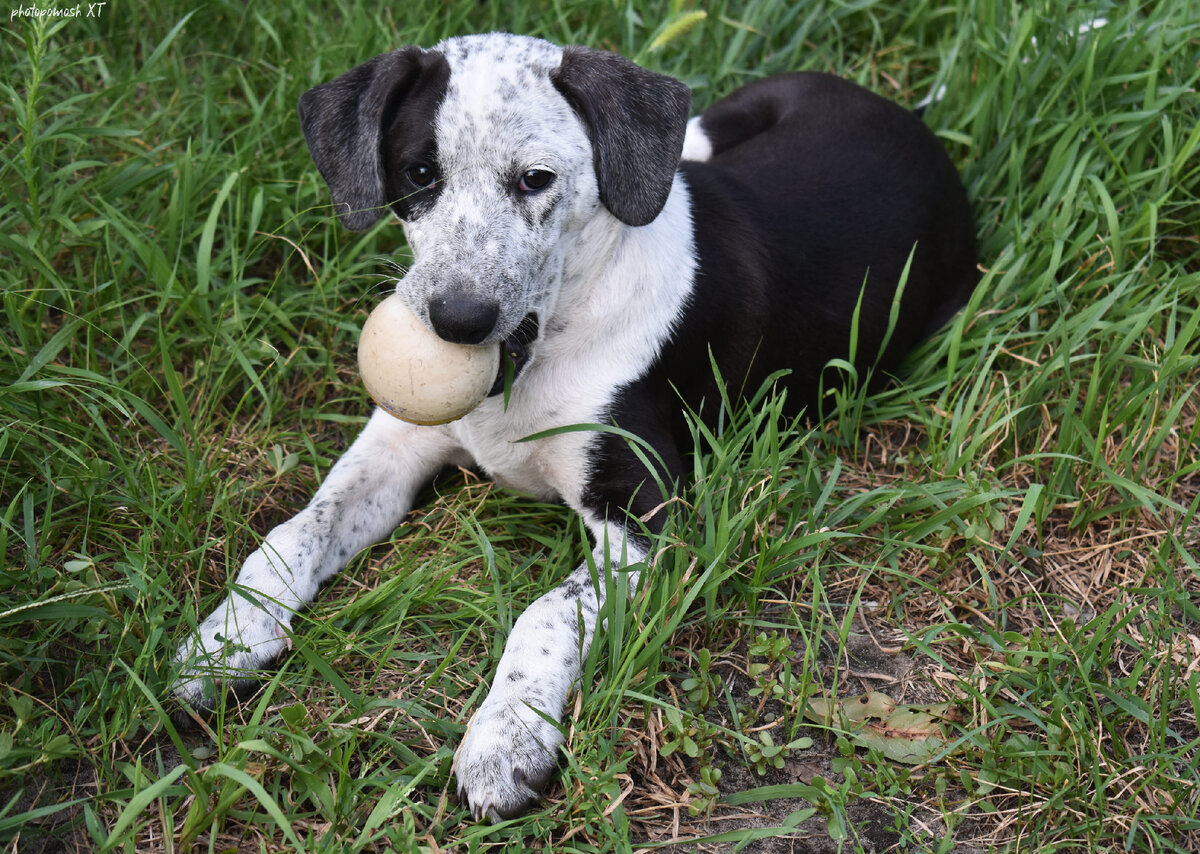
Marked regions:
[427,292,500,345]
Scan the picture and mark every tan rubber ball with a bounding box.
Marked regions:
[357,294,500,425]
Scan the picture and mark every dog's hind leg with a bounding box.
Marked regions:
[173,409,465,708]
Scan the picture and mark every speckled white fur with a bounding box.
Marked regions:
[174,33,695,822]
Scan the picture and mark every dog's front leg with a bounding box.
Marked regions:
[454,517,649,821]
[173,409,465,707]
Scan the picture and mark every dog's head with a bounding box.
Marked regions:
[298,33,691,355]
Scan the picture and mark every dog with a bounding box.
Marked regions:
[173,32,977,821]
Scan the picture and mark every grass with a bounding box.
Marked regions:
[1,0,1198,850]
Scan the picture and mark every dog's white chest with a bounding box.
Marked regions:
[449,362,603,504]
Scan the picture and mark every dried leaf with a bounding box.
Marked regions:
[804,692,957,764]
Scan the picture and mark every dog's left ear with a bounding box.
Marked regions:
[551,46,691,227]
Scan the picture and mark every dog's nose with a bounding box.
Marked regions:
[427,292,501,345]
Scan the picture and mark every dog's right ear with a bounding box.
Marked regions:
[298,47,449,231]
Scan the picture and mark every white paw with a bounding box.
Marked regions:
[454,696,564,821]
[172,595,291,708]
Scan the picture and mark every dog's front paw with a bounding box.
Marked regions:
[454,697,563,821]
[172,596,291,708]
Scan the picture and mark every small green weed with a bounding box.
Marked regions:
[745,730,813,776]
[686,765,723,816]
[680,647,722,712]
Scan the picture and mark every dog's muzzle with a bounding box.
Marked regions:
[488,313,539,397]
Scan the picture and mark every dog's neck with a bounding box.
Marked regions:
[547,173,696,364]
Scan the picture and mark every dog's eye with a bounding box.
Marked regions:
[518,169,554,194]
[406,163,436,188]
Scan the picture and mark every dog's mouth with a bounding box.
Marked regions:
[488,313,540,397]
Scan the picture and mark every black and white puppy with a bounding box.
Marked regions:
[174,33,977,821]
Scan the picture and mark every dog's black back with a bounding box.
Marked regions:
[589,73,977,522]
[688,72,974,414]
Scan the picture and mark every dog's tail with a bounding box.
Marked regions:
[912,84,948,119]
[680,115,713,162]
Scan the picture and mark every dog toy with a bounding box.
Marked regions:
[358,293,499,424]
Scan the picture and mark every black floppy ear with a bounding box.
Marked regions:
[550,46,691,226]
[298,47,449,231]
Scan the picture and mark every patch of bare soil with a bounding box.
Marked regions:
[0,758,95,853]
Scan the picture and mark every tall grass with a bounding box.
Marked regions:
[2,0,1198,851]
